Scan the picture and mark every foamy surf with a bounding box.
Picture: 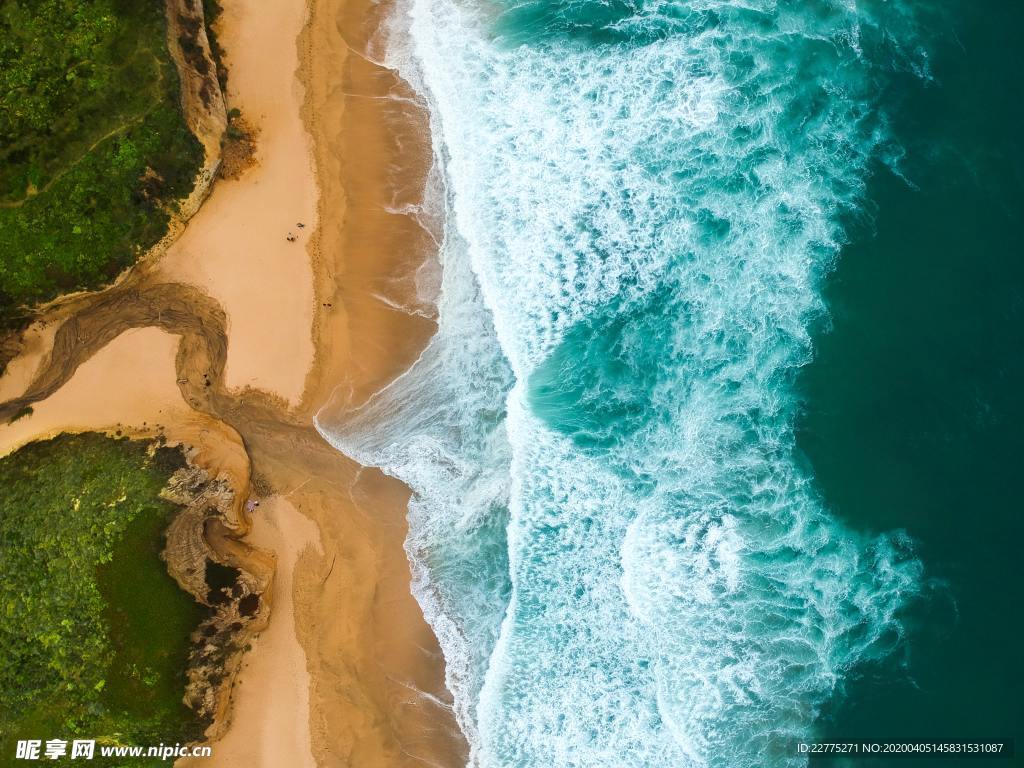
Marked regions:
[318,0,933,765]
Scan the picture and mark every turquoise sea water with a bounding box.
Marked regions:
[319,0,1021,765]
[798,0,1023,764]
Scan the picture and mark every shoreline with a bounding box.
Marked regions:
[0,0,465,763]
[299,0,439,413]
[296,0,465,762]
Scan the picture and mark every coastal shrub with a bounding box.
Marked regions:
[0,434,206,766]
[201,0,228,91]
[0,0,203,330]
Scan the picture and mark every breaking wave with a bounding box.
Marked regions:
[318,1,932,765]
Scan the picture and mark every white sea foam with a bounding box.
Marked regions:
[317,221,515,749]
[320,0,931,765]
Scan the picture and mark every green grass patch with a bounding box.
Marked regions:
[0,434,207,766]
[0,0,204,329]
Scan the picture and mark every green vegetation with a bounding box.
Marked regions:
[0,0,204,330]
[0,434,206,766]
[201,0,228,92]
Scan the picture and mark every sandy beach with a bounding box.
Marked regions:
[181,495,321,768]
[0,0,464,763]
[154,0,317,406]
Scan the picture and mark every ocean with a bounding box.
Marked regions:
[317,0,1023,766]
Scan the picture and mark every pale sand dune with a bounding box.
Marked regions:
[154,0,317,407]
[0,327,192,456]
[180,496,321,768]
[0,325,248,484]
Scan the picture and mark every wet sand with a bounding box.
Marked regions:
[299,0,439,412]
[290,0,464,760]
[0,0,465,763]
